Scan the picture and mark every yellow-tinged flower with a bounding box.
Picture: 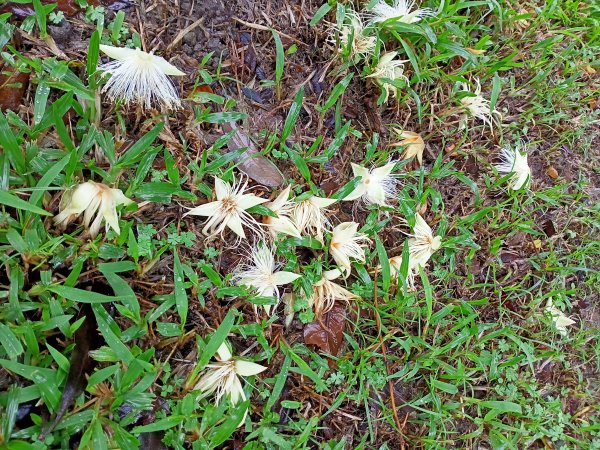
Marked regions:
[495,146,531,191]
[391,129,425,165]
[233,243,301,315]
[336,10,377,58]
[195,342,267,424]
[329,222,371,278]
[183,175,267,240]
[545,299,576,336]
[309,269,358,318]
[343,161,398,206]
[369,0,436,24]
[98,44,185,109]
[290,195,337,242]
[263,186,301,238]
[458,79,500,129]
[366,52,408,102]
[54,181,133,237]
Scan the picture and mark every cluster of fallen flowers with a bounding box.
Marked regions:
[48,12,571,424]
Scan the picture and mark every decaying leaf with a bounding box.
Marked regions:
[0,67,29,111]
[41,304,101,438]
[303,304,347,355]
[222,122,284,187]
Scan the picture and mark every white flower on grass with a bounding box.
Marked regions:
[183,175,267,240]
[329,222,371,278]
[309,269,358,318]
[366,52,408,102]
[343,161,398,206]
[495,146,531,190]
[195,342,266,423]
[233,243,301,315]
[54,181,133,237]
[262,186,301,238]
[335,10,377,59]
[98,44,185,110]
[369,0,435,24]
[290,195,337,242]
[545,299,576,336]
[458,80,500,129]
[391,129,425,165]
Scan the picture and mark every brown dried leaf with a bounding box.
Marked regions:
[0,68,29,111]
[222,122,284,187]
[547,166,559,179]
[40,304,101,438]
[304,304,346,355]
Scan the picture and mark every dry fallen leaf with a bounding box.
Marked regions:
[304,304,346,355]
[547,166,559,179]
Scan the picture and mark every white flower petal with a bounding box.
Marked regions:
[216,342,232,361]
[99,44,136,61]
[237,194,268,210]
[272,271,301,285]
[235,360,268,377]
[226,213,247,239]
[182,201,220,217]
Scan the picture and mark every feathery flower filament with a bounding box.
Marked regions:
[343,161,398,206]
[495,146,531,190]
[329,222,371,277]
[369,0,436,25]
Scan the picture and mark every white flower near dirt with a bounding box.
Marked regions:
[262,186,301,238]
[458,80,500,129]
[54,181,133,237]
[343,161,398,206]
[195,342,267,422]
[495,146,531,190]
[232,242,301,315]
[545,299,576,336]
[369,0,436,24]
[391,129,425,165]
[98,44,185,110]
[329,222,371,278]
[309,268,358,318]
[183,175,267,240]
[336,10,377,58]
[366,52,408,102]
[388,213,441,287]
[290,195,337,242]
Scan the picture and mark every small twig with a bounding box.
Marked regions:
[166,17,205,53]
[373,270,406,449]
[232,17,308,46]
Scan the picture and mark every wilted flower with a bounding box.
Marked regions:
[329,222,371,277]
[408,213,442,269]
[369,0,435,24]
[309,269,358,318]
[545,299,576,336]
[495,146,531,190]
[391,129,425,165]
[343,161,398,206]
[335,10,377,58]
[183,175,267,240]
[458,80,500,128]
[195,342,266,423]
[263,186,301,238]
[290,195,337,242]
[233,243,301,315]
[98,44,185,109]
[366,52,408,102]
[54,181,133,237]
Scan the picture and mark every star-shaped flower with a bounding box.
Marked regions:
[183,175,267,240]
[366,52,409,102]
[343,161,398,206]
[335,10,377,59]
[391,129,425,165]
[262,186,301,238]
[54,181,134,237]
[233,243,301,315]
[309,269,358,318]
[458,79,500,129]
[545,299,576,336]
[98,44,185,109]
[329,222,371,278]
[290,195,337,242]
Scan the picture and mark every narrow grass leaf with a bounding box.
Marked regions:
[173,250,188,327]
[317,73,353,113]
[375,236,391,293]
[0,323,24,359]
[281,87,304,142]
[0,190,52,216]
[49,286,116,304]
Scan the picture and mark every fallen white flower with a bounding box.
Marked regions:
[309,268,358,318]
[195,342,267,423]
[330,222,371,278]
[408,213,442,269]
[343,161,398,206]
[546,299,576,336]
[391,129,425,165]
[366,52,408,102]
[183,175,267,240]
[369,0,435,24]
[263,186,301,238]
[290,195,337,242]
[233,243,301,315]
[336,10,377,59]
[458,80,500,129]
[54,181,133,237]
[495,146,531,190]
[98,44,185,110]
